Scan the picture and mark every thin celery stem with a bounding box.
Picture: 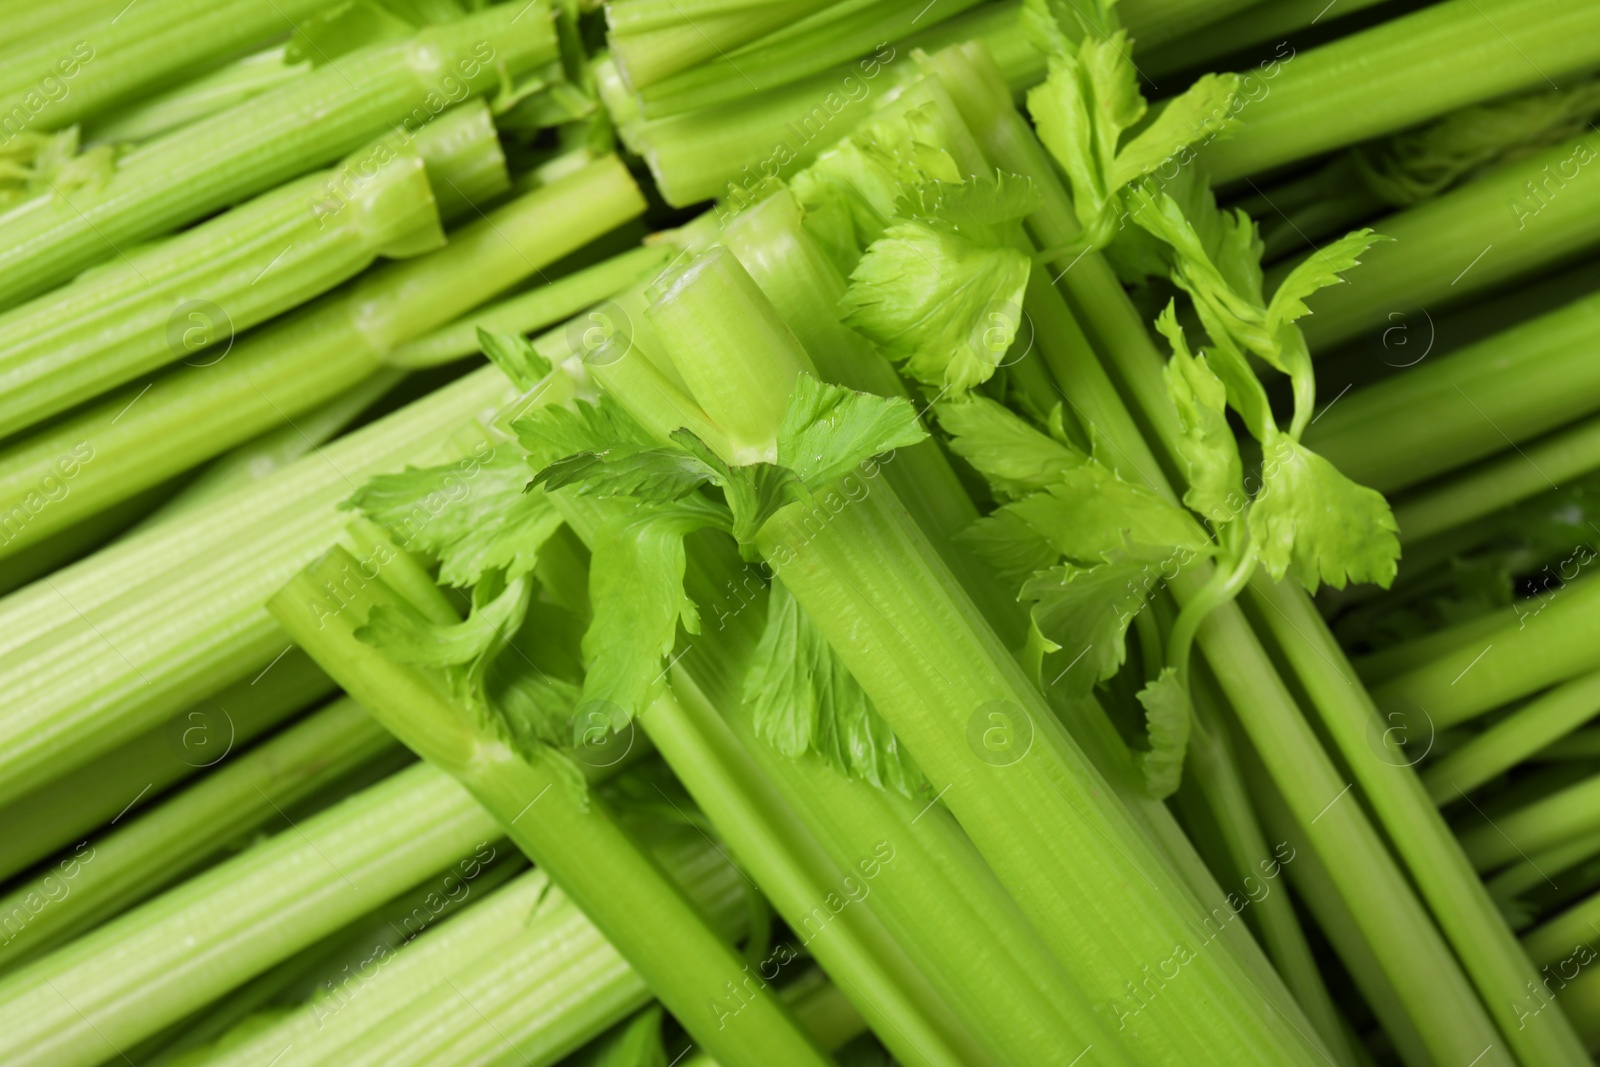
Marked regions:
[0,762,502,1067]
[1459,771,1600,873]
[1422,671,1600,804]
[1525,889,1600,969]
[1490,830,1600,910]
[0,697,398,972]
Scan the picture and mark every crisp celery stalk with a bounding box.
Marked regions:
[0,697,399,970]
[207,834,746,1067]
[1204,0,1600,181]
[83,47,311,147]
[0,131,448,441]
[0,762,502,1067]
[0,647,333,884]
[608,0,840,90]
[1459,771,1600,872]
[0,157,644,560]
[0,366,517,810]
[270,550,833,1067]
[0,5,558,309]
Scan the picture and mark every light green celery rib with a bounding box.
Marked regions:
[270,552,832,1067]
[0,647,333,885]
[642,250,1325,1066]
[0,157,643,561]
[1138,0,1392,80]
[0,0,128,49]
[83,47,310,147]
[924,41,1568,1066]
[1391,413,1600,544]
[386,244,673,368]
[207,835,745,1067]
[1460,771,1600,873]
[1490,829,1600,913]
[1527,891,1600,970]
[0,0,325,133]
[1285,129,1600,352]
[1118,0,1269,52]
[1423,672,1600,804]
[0,762,501,1067]
[131,371,407,531]
[548,473,1098,1066]
[0,697,398,971]
[0,366,516,810]
[630,1,1040,206]
[1351,607,1512,687]
[606,0,814,35]
[1240,739,1437,1067]
[408,98,511,222]
[0,5,557,310]
[1373,576,1600,729]
[1305,290,1600,494]
[0,129,450,441]
[631,0,988,118]
[609,0,839,90]
[1204,0,1600,182]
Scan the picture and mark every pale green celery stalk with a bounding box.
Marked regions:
[0,480,171,597]
[270,552,832,1067]
[1203,0,1600,182]
[1460,772,1600,873]
[546,476,1107,1066]
[1139,0,1394,80]
[608,0,840,90]
[131,371,408,530]
[628,1,1040,206]
[0,0,128,49]
[1422,672,1600,804]
[386,244,673,368]
[630,0,988,117]
[1117,0,1268,51]
[642,249,1327,1066]
[1286,130,1600,352]
[0,647,332,884]
[1554,968,1600,1051]
[0,126,453,441]
[607,0,817,34]
[0,762,502,1067]
[0,365,516,809]
[1526,892,1600,970]
[1373,576,1600,728]
[1490,830,1600,910]
[209,832,746,1067]
[1177,674,1357,1066]
[83,47,311,146]
[0,697,398,971]
[0,0,325,133]
[0,157,643,560]
[1305,290,1600,493]
[1351,608,1512,687]
[680,972,869,1067]
[1390,414,1600,544]
[924,41,1574,1066]
[1239,736,1436,1067]
[0,5,558,309]
[408,98,512,223]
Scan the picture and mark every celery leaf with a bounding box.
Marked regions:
[935,395,1085,500]
[513,395,657,469]
[1249,430,1401,592]
[958,506,1064,586]
[1265,229,1388,339]
[775,374,927,490]
[1155,305,1242,525]
[582,500,725,724]
[534,448,719,502]
[1135,667,1190,798]
[1022,560,1153,695]
[1002,464,1207,564]
[346,452,565,587]
[840,219,1032,393]
[745,581,925,797]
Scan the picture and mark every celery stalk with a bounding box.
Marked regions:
[0,762,502,1067]
[0,697,400,970]
[82,47,311,147]
[1422,672,1600,803]
[270,550,834,1067]
[0,5,558,309]
[0,157,644,560]
[0,647,333,883]
[1460,771,1600,872]
[1204,0,1600,181]
[0,366,517,809]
